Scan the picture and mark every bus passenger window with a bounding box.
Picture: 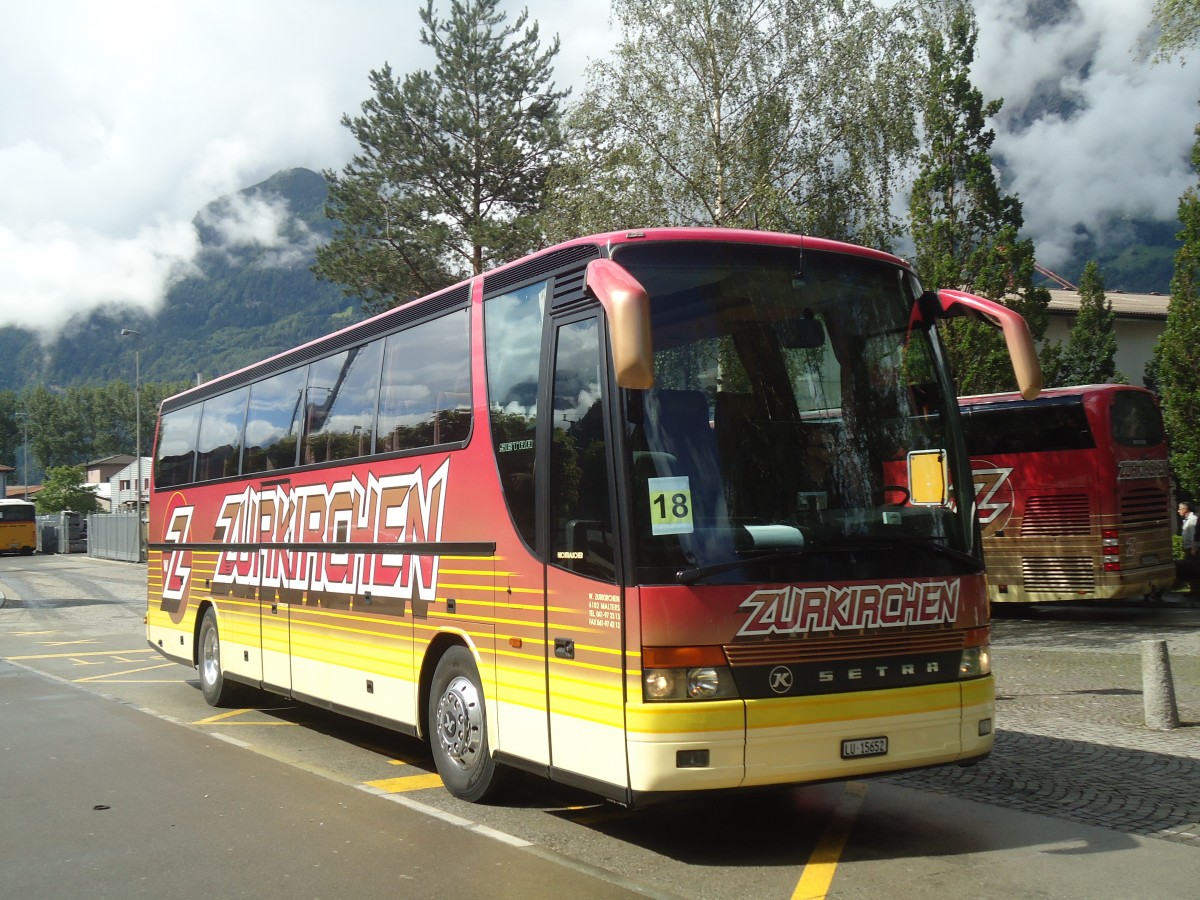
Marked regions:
[303,341,383,464]
[243,367,306,474]
[155,406,201,488]
[377,310,472,452]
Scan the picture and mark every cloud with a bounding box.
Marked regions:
[0,219,200,335]
[197,191,321,269]
[0,1,607,337]
[971,0,1200,267]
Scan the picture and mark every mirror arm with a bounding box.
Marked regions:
[917,289,1043,400]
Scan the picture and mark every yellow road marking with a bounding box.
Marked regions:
[192,708,298,727]
[365,773,444,793]
[6,648,157,660]
[792,782,868,900]
[74,662,178,683]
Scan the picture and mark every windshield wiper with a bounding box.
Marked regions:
[676,549,811,586]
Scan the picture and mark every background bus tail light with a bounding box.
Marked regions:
[1103,528,1121,571]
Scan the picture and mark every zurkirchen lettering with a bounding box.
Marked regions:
[203,459,450,603]
[736,580,960,637]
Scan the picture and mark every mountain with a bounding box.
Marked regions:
[0,168,362,393]
[1048,217,1179,294]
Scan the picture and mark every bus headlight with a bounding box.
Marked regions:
[643,666,738,701]
[644,668,678,700]
[959,645,991,678]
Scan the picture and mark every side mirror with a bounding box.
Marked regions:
[585,259,654,389]
[914,289,1042,400]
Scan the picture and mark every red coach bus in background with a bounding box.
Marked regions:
[146,228,1040,805]
[959,384,1174,604]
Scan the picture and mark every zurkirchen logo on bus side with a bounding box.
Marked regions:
[736,580,960,637]
[162,459,450,606]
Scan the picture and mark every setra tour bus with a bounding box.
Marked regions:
[0,498,37,555]
[146,228,1041,805]
[959,384,1175,604]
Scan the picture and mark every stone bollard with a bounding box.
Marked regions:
[1142,639,1180,730]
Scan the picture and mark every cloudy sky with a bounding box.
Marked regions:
[1,0,1196,337]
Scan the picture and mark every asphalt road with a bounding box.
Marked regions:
[2,553,1198,899]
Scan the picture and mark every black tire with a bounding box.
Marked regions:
[197,607,244,707]
[428,646,502,802]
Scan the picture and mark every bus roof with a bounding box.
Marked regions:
[957,384,1152,408]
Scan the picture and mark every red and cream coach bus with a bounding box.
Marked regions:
[959,384,1174,604]
[146,228,1040,804]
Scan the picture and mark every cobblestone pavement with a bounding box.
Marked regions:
[887,595,1200,847]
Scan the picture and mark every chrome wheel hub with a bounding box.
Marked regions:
[435,675,482,770]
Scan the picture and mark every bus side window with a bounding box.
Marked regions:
[549,317,616,580]
[243,366,306,474]
[304,341,383,464]
[195,387,250,482]
[378,309,472,453]
[485,281,546,552]
[155,405,202,488]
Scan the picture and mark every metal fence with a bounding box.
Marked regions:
[86,511,143,562]
[30,511,142,562]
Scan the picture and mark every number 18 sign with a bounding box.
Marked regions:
[647,476,694,535]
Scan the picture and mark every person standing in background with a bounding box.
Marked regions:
[1181,501,1198,559]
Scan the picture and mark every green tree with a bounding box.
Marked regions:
[315,0,568,316]
[1153,127,1200,499]
[1052,260,1122,386]
[1149,0,1200,62]
[907,1,1051,395]
[21,380,184,476]
[36,465,100,515]
[27,385,93,469]
[546,0,921,248]
[0,390,18,469]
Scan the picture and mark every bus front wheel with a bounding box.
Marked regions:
[198,607,243,707]
[428,646,502,802]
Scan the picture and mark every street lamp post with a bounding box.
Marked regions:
[17,410,29,500]
[120,328,143,562]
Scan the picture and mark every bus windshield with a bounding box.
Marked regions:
[613,240,971,584]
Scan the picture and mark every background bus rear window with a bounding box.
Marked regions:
[963,400,1094,455]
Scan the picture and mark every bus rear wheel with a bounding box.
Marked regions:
[198,607,244,707]
[428,646,502,802]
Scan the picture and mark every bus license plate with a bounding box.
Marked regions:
[841,736,888,759]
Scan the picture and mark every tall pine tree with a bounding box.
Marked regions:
[1153,127,1200,500]
[908,0,1051,396]
[1054,260,1121,386]
[314,0,568,316]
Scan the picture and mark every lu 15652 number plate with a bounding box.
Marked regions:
[841,736,888,759]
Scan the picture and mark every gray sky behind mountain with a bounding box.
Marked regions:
[1,0,1196,335]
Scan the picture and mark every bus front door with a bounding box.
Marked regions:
[543,315,629,793]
